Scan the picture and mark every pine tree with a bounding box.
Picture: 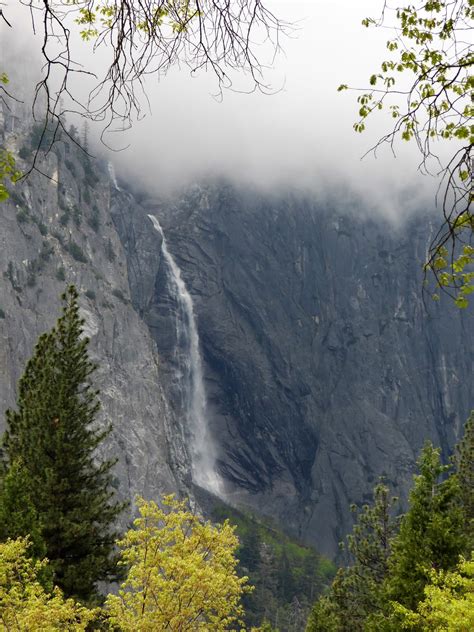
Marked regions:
[0,459,46,562]
[456,411,474,550]
[306,482,397,632]
[385,442,466,611]
[2,286,124,602]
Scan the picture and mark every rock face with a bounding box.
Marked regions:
[0,112,185,525]
[150,183,473,556]
[1,103,473,558]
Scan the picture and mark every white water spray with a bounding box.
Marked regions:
[148,214,223,496]
[108,161,121,191]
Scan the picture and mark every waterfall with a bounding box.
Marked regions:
[107,161,121,191]
[148,214,223,497]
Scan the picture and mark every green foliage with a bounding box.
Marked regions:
[393,553,474,631]
[305,595,340,632]
[73,205,82,227]
[16,208,29,224]
[4,261,21,292]
[37,220,48,236]
[39,241,53,263]
[65,240,87,263]
[0,537,96,629]
[212,504,335,630]
[56,265,66,281]
[0,147,21,202]
[60,209,70,226]
[385,442,467,611]
[105,238,116,262]
[343,1,473,306]
[87,205,100,233]
[456,411,474,549]
[427,241,474,309]
[28,122,57,154]
[2,286,124,602]
[306,425,474,631]
[75,1,199,41]
[0,460,46,561]
[51,229,65,245]
[65,158,76,176]
[111,287,127,302]
[106,495,251,631]
[306,483,398,632]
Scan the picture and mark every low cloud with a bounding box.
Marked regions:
[2,1,444,221]
[105,0,439,221]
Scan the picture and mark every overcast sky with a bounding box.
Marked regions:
[3,1,443,220]
[106,0,439,220]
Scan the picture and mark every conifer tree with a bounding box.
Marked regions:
[306,482,398,632]
[0,459,46,561]
[385,442,466,612]
[456,411,474,550]
[2,286,124,602]
[392,554,474,631]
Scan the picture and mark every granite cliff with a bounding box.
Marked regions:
[150,184,473,556]
[1,108,472,556]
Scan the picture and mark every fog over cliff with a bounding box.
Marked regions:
[1,0,444,221]
[107,0,439,219]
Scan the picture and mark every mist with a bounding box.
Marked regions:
[104,0,440,222]
[1,0,446,222]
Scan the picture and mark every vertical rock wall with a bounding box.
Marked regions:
[151,183,474,556]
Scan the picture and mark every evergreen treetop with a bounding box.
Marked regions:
[456,410,474,550]
[2,285,125,603]
[305,482,398,632]
[384,442,466,611]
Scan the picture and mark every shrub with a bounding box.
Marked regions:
[39,242,53,263]
[60,211,70,226]
[65,159,76,176]
[73,206,82,227]
[82,187,91,205]
[87,206,100,233]
[16,209,29,224]
[105,239,116,262]
[51,230,65,245]
[65,241,87,263]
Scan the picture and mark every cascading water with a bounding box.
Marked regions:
[148,214,223,497]
[107,161,121,191]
